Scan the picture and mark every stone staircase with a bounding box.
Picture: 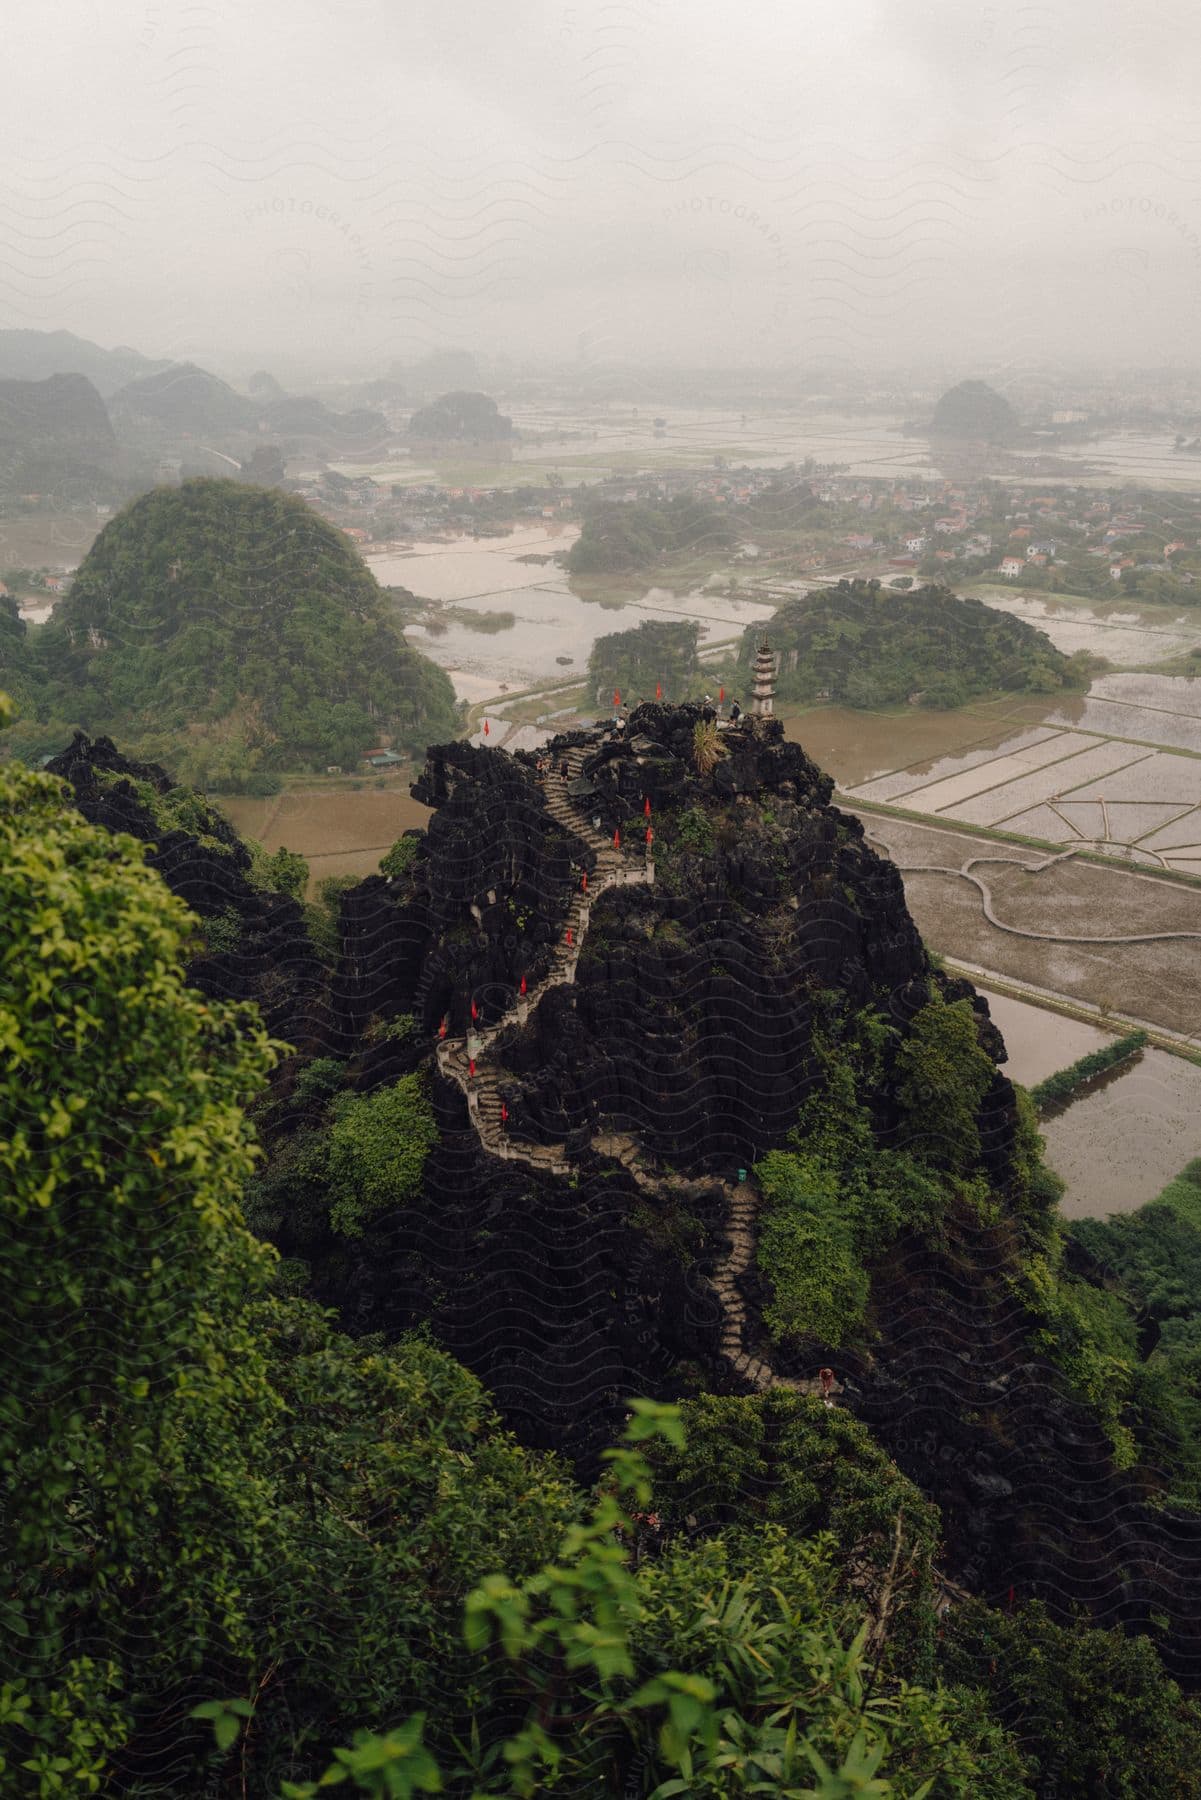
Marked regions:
[433,741,828,1401]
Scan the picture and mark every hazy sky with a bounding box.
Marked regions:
[5,0,1201,381]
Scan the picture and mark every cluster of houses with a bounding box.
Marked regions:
[791,475,1199,585]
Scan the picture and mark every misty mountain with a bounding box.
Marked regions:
[0,330,169,397]
[925,380,1020,442]
[110,362,258,433]
[0,373,114,453]
[0,372,129,499]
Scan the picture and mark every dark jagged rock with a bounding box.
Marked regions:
[45,732,326,1048]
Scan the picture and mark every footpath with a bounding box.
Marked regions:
[434,742,828,1402]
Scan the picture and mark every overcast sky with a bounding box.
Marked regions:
[5,0,1201,381]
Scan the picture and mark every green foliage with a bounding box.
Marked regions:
[894,991,996,1173]
[0,738,582,1793]
[0,749,284,1789]
[249,841,310,900]
[672,805,715,855]
[292,1056,348,1109]
[293,1407,1027,1799]
[324,1075,439,1236]
[755,1024,949,1347]
[365,1013,419,1046]
[381,833,422,879]
[741,581,1080,709]
[306,872,359,960]
[648,1391,941,1628]
[939,1598,1201,1799]
[1015,1251,1138,1466]
[202,905,243,955]
[10,479,458,767]
[1071,1160,1201,1504]
[567,496,737,575]
[1029,1030,1148,1115]
[587,619,700,705]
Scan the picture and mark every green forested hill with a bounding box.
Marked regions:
[25,478,458,780]
[567,495,739,574]
[741,578,1090,709]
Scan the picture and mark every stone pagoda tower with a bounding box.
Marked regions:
[750,640,777,716]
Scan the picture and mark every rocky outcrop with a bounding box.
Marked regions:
[46,732,326,1048]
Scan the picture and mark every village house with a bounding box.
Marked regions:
[1110,558,1135,580]
[999,556,1025,578]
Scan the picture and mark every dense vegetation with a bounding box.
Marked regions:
[7,695,1201,1795]
[566,494,739,575]
[1029,1030,1148,1115]
[586,618,702,707]
[2,479,458,784]
[741,579,1090,708]
[1071,1160,1201,1509]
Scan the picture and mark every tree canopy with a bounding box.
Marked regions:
[10,478,458,777]
[740,579,1086,709]
[587,618,701,705]
[567,495,738,575]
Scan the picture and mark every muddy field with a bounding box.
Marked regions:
[846,808,1201,1038]
[780,696,1053,791]
[1042,1049,1201,1217]
[219,782,432,895]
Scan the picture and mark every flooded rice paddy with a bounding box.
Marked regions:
[978,989,1201,1218]
[366,526,775,693]
[839,673,1201,872]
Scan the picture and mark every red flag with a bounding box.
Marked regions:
[471,999,479,1022]
[646,826,654,846]
[519,974,527,996]
[581,871,588,891]
[566,927,574,946]
[643,797,651,817]
[655,681,662,700]
[613,688,621,708]
[613,828,621,849]
[438,1016,448,1039]
[468,1057,476,1077]
[500,1102,508,1124]
[719,686,725,703]
[483,719,489,737]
